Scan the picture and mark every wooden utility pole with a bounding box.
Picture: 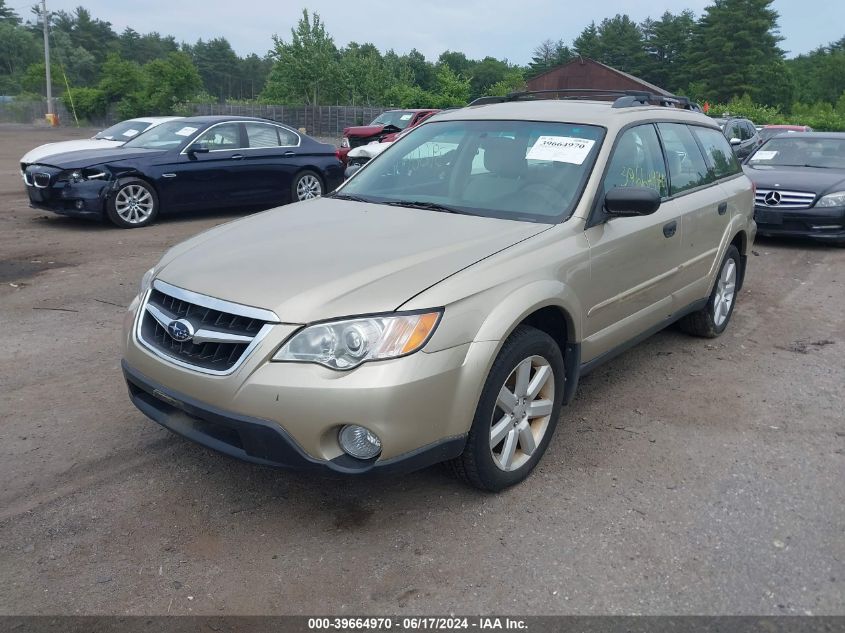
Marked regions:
[41,0,54,118]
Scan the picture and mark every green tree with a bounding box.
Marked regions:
[439,50,474,77]
[0,22,39,78]
[61,86,107,120]
[594,14,649,77]
[402,48,436,91]
[688,0,784,104]
[528,39,571,77]
[573,22,601,58]
[338,42,387,105]
[470,57,515,99]
[262,9,340,105]
[641,11,695,91]
[190,37,240,101]
[0,0,21,24]
[97,53,143,101]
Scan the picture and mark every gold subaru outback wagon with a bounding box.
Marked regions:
[122,92,755,491]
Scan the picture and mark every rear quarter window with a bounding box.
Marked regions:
[691,126,742,180]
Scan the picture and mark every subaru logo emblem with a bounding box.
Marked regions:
[764,191,781,206]
[166,319,194,343]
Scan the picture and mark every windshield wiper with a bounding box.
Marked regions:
[327,192,372,202]
[383,200,471,215]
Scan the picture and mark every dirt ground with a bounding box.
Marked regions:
[0,123,843,616]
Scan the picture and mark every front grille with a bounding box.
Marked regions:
[139,285,273,373]
[755,189,816,210]
[348,134,379,149]
[33,172,51,188]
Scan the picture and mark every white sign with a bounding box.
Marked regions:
[399,114,413,121]
[752,150,778,161]
[527,136,596,164]
[122,129,140,138]
[175,126,198,137]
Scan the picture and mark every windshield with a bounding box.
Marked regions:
[338,119,605,223]
[122,120,200,150]
[94,120,153,141]
[748,136,845,169]
[371,111,417,130]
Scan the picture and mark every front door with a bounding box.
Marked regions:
[581,123,683,362]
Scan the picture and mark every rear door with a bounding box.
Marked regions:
[658,123,736,304]
[582,123,683,362]
[239,122,301,206]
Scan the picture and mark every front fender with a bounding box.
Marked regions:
[473,280,582,345]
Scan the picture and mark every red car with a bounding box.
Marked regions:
[339,109,438,162]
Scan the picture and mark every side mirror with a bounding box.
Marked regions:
[187,143,209,157]
[729,138,741,146]
[604,187,661,217]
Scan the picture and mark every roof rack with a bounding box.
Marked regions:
[469,89,701,111]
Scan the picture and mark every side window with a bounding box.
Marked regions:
[195,123,242,150]
[730,123,744,141]
[692,126,742,180]
[739,122,753,141]
[245,123,280,148]
[603,124,668,198]
[656,123,712,195]
[277,126,299,146]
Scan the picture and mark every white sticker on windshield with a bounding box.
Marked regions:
[175,126,198,137]
[752,150,778,160]
[122,129,140,138]
[399,114,413,121]
[527,136,596,164]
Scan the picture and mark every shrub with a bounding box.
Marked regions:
[61,87,108,122]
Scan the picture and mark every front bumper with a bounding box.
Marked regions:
[754,205,845,242]
[123,361,466,474]
[122,296,494,472]
[26,180,109,219]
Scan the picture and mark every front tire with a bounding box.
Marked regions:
[678,245,741,338]
[292,170,323,201]
[449,325,565,491]
[107,178,159,228]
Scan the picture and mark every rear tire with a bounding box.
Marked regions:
[449,325,564,491]
[678,245,741,338]
[292,170,323,201]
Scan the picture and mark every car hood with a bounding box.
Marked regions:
[743,164,845,195]
[343,124,387,138]
[20,139,121,165]
[32,147,169,169]
[156,198,550,323]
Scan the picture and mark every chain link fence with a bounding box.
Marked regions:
[0,101,389,139]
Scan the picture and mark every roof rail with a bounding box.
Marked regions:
[469,88,701,111]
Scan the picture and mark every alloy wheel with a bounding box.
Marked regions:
[490,355,555,472]
[713,259,737,327]
[296,174,322,200]
[115,184,154,224]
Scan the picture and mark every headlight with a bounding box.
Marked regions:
[139,267,156,294]
[273,310,442,370]
[816,191,845,208]
[57,168,108,183]
[340,137,350,148]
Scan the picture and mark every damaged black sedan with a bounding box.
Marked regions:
[23,116,343,228]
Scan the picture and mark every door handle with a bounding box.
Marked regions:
[283,151,296,158]
[662,220,677,238]
[230,154,244,160]
[718,202,728,215]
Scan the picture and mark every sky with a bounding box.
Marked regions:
[27,0,845,63]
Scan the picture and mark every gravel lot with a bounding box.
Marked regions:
[0,124,843,616]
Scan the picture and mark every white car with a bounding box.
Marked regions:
[20,116,181,176]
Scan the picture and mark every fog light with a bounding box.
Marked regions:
[338,424,382,459]
[75,200,84,210]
